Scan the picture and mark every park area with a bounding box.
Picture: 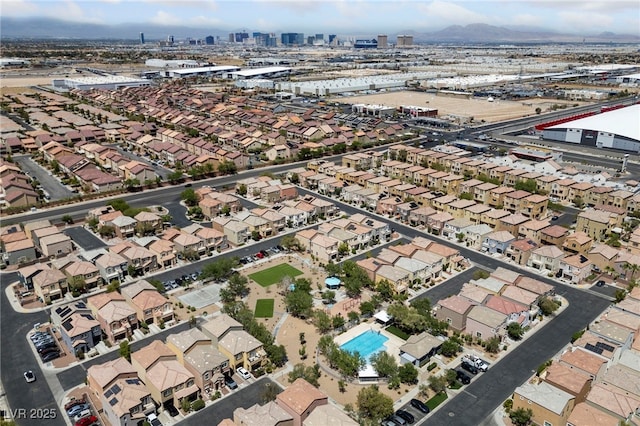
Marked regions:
[248,263,303,287]
[254,299,275,318]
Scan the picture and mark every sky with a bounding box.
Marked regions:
[2,0,639,35]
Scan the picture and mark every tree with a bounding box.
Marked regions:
[167,171,184,184]
[375,279,394,301]
[322,290,336,304]
[342,260,371,298]
[200,257,239,281]
[227,273,249,299]
[313,309,332,333]
[68,276,86,293]
[535,107,542,114]
[332,314,345,330]
[507,322,524,340]
[289,173,299,184]
[428,375,448,394]
[285,290,313,318]
[218,161,237,175]
[538,297,560,316]
[338,242,350,256]
[281,235,302,251]
[485,336,501,354]
[360,301,375,317]
[472,269,490,280]
[108,199,130,212]
[261,383,280,403]
[509,407,533,426]
[61,214,73,224]
[572,196,584,208]
[459,192,473,200]
[439,338,461,357]
[398,363,418,384]
[288,363,320,387]
[98,225,115,238]
[370,351,398,378]
[265,344,287,367]
[514,179,537,193]
[181,188,198,206]
[237,183,247,196]
[119,340,131,361]
[51,159,60,174]
[356,385,394,424]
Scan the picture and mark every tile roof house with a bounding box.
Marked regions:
[33,267,68,303]
[51,301,102,355]
[166,328,229,394]
[302,403,358,426]
[200,315,267,372]
[527,245,565,273]
[512,381,575,426]
[101,376,153,426]
[121,279,174,326]
[131,340,199,408]
[87,292,138,344]
[584,383,640,423]
[558,347,608,379]
[541,362,592,403]
[233,401,293,426]
[88,357,138,395]
[435,295,474,332]
[558,254,592,284]
[465,305,507,341]
[399,332,443,367]
[481,230,516,254]
[276,378,328,426]
[566,402,621,426]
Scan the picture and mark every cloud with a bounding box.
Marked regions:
[191,15,222,27]
[252,0,320,15]
[417,0,489,26]
[511,13,543,27]
[557,10,615,31]
[142,0,217,9]
[149,10,184,25]
[2,0,40,16]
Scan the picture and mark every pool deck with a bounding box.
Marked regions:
[335,322,405,364]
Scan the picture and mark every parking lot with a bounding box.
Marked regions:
[14,155,75,201]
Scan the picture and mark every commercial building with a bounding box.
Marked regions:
[163,65,240,79]
[52,75,150,91]
[377,34,388,48]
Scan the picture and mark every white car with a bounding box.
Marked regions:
[237,367,251,380]
[24,370,36,383]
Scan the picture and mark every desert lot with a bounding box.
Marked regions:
[341,90,586,123]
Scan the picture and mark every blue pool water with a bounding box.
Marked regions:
[340,330,388,360]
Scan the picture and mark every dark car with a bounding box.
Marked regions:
[461,360,479,375]
[41,351,60,362]
[225,376,238,389]
[596,280,606,287]
[409,398,429,414]
[163,403,179,417]
[37,343,57,353]
[39,346,59,356]
[260,250,269,257]
[386,414,407,426]
[396,409,415,424]
[457,370,471,384]
[64,399,86,411]
[551,215,559,221]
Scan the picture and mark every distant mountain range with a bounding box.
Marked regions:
[1,18,639,43]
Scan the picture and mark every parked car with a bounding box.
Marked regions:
[24,371,35,383]
[75,415,97,426]
[37,343,57,353]
[461,360,479,375]
[395,410,415,424]
[41,351,60,362]
[596,280,606,287]
[225,376,238,389]
[64,399,86,411]
[255,252,264,259]
[67,404,90,417]
[386,414,407,425]
[163,403,179,417]
[260,250,269,257]
[409,399,429,414]
[464,355,488,372]
[237,367,251,380]
[456,370,471,385]
[73,409,92,423]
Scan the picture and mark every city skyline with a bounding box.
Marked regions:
[3,0,639,36]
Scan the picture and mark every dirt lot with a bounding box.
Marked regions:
[342,90,588,123]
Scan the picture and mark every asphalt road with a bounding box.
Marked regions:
[63,226,106,251]
[0,272,63,426]
[105,144,173,181]
[14,155,74,201]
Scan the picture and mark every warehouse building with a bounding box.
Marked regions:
[52,75,151,91]
[542,104,640,151]
[163,65,240,78]
[226,66,291,80]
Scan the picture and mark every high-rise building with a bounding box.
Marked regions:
[140,32,145,44]
[377,34,388,48]
[307,36,315,45]
[328,34,337,45]
[396,35,413,47]
[235,32,249,43]
[281,33,305,46]
[315,34,324,42]
[229,33,235,43]
[205,35,214,45]
[167,35,174,45]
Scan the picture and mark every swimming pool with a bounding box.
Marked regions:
[340,330,388,360]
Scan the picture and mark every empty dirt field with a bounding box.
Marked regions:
[342,90,587,123]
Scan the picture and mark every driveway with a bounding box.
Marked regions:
[179,377,282,426]
[14,155,74,201]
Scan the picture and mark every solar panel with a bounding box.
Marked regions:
[110,384,121,394]
[585,343,603,355]
[596,342,615,352]
[109,398,118,406]
[125,379,139,385]
[105,389,113,398]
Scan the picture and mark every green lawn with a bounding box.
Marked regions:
[426,392,448,410]
[248,264,303,287]
[385,325,410,340]
[254,299,274,318]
